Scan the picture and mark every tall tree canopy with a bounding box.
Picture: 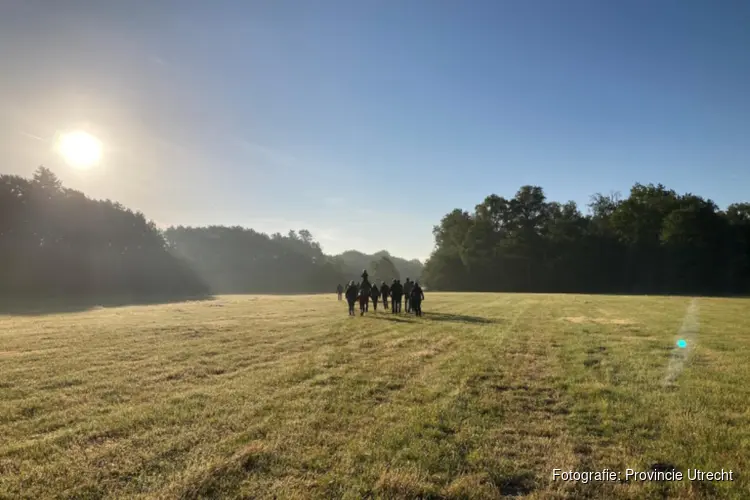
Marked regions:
[0,167,207,299]
[368,256,401,284]
[333,250,423,283]
[423,184,750,295]
[164,226,348,293]
[163,231,424,293]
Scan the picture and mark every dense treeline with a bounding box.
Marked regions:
[164,227,347,293]
[422,184,750,295]
[0,167,208,299]
[0,167,421,300]
[335,250,424,283]
[163,229,423,293]
[5,168,744,297]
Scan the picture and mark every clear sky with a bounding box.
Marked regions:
[1,0,749,261]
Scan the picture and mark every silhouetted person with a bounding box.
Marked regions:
[411,281,425,316]
[336,283,343,301]
[391,279,403,313]
[359,280,371,315]
[370,283,380,311]
[345,281,358,316]
[403,278,413,313]
[380,281,390,309]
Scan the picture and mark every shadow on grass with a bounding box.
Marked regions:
[0,294,215,316]
[371,315,416,323]
[369,311,496,324]
[422,311,496,324]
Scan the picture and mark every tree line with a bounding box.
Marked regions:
[164,226,345,293]
[163,229,423,293]
[0,167,422,301]
[5,167,746,299]
[334,250,424,285]
[0,167,207,299]
[421,184,750,295]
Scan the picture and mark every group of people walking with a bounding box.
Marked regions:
[336,270,425,317]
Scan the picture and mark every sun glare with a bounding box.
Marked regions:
[56,130,103,169]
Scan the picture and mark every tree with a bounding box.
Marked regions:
[0,169,208,300]
[369,256,401,283]
[32,166,62,192]
[298,229,313,244]
[333,250,423,282]
[660,196,723,293]
[163,226,347,293]
[424,182,750,296]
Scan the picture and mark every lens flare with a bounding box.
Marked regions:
[676,339,687,349]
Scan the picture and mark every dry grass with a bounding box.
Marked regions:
[0,293,748,499]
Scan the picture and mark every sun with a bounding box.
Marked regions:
[56,130,103,169]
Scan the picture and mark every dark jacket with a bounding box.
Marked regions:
[391,282,403,297]
[380,284,390,297]
[345,284,358,301]
[370,285,380,299]
[411,285,424,301]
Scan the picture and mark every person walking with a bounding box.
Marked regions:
[345,281,358,316]
[403,278,413,313]
[391,279,403,313]
[390,279,397,313]
[336,283,343,301]
[411,281,425,316]
[359,280,371,315]
[370,282,380,311]
[380,281,390,309]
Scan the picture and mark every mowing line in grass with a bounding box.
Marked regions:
[663,298,699,388]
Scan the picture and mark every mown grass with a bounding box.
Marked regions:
[0,293,748,499]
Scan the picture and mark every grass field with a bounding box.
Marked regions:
[1,293,749,499]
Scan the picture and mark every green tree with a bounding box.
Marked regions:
[0,168,207,300]
[369,256,401,283]
[424,182,750,296]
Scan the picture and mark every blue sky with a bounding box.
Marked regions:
[1,0,749,261]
